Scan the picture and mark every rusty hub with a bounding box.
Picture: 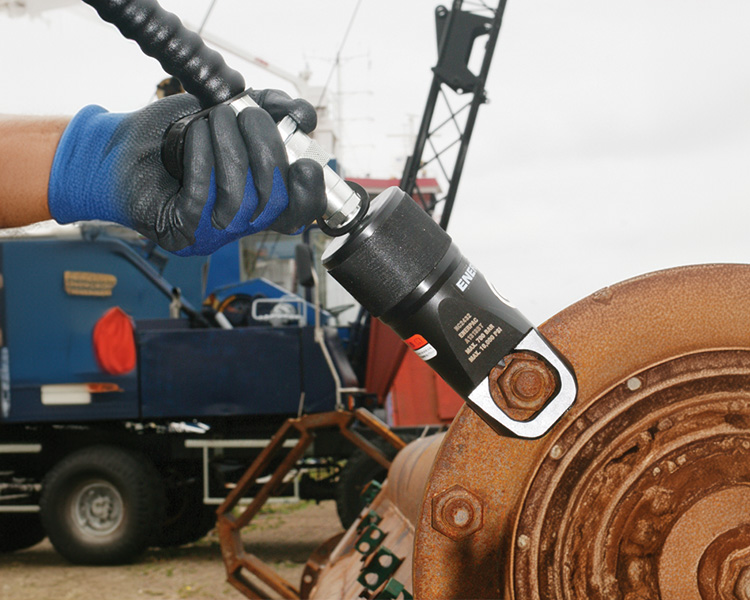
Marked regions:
[413,264,750,599]
[513,350,750,600]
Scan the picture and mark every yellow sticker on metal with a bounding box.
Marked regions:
[63,271,117,297]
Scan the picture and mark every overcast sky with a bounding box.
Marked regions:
[2,0,750,324]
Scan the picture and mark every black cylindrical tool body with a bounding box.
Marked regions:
[322,187,534,397]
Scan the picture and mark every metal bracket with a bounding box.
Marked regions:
[467,329,577,438]
[357,509,383,534]
[358,547,404,592]
[215,409,405,599]
[355,524,386,556]
[433,5,494,93]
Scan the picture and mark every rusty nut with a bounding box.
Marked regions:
[431,484,484,541]
[489,351,557,421]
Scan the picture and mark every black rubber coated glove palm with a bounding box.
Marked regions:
[49,89,327,256]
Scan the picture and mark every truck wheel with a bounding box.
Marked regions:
[0,514,46,553]
[157,478,216,547]
[39,445,165,565]
[335,439,399,529]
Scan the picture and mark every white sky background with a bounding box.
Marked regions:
[2,0,750,324]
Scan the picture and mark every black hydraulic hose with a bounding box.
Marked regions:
[85,0,367,231]
[82,0,245,108]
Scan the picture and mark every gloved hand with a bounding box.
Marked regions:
[48,90,327,256]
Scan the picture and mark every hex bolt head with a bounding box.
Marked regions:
[431,484,484,541]
[489,351,557,421]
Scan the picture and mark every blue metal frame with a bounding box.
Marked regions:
[0,232,343,424]
[0,235,204,423]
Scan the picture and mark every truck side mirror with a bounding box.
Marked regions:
[295,244,316,288]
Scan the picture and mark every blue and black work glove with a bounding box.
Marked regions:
[48,89,326,256]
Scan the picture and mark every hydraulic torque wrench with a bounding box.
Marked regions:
[84,0,577,438]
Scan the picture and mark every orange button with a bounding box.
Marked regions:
[405,334,428,350]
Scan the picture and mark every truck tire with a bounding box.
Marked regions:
[0,514,46,553]
[157,478,216,547]
[39,445,165,565]
[335,439,399,529]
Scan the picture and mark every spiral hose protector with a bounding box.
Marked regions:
[83,0,245,108]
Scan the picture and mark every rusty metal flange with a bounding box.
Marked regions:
[513,350,750,600]
[216,409,405,600]
[414,264,750,599]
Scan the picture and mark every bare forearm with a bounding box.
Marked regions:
[0,116,70,227]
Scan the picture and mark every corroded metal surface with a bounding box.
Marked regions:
[513,350,750,599]
[300,532,345,598]
[432,484,485,541]
[309,434,444,599]
[414,264,750,599]
[490,351,557,421]
[215,409,404,600]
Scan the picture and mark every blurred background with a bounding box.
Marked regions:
[2,0,749,323]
